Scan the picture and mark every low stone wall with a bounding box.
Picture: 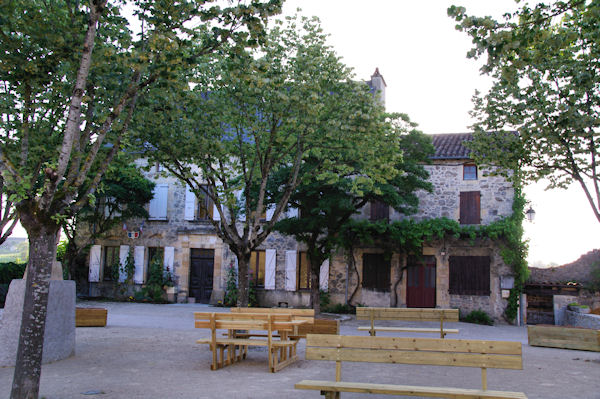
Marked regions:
[565,309,600,329]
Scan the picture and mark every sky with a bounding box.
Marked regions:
[279,0,599,266]
[8,1,598,266]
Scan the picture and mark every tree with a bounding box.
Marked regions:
[136,15,392,306]
[274,115,433,313]
[0,1,282,397]
[61,157,155,287]
[448,1,600,223]
[0,175,18,246]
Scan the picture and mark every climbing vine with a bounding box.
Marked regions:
[338,185,529,322]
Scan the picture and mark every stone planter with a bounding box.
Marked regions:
[568,305,591,314]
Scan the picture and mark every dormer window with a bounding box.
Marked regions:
[463,164,477,180]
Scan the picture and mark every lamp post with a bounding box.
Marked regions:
[525,206,536,222]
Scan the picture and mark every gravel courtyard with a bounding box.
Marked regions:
[1,301,598,399]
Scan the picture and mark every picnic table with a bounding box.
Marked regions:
[195,312,309,372]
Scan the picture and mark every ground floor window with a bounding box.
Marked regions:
[146,247,164,282]
[297,251,311,290]
[449,256,490,295]
[249,250,265,287]
[103,246,120,281]
[362,253,390,292]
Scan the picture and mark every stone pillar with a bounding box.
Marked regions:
[0,278,76,366]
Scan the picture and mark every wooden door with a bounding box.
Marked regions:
[189,249,214,304]
[406,256,436,308]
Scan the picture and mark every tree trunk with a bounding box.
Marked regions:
[11,214,60,399]
[236,252,251,307]
[308,250,324,315]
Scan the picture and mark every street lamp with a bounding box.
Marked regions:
[525,206,536,222]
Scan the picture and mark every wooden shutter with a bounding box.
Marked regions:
[133,246,145,284]
[149,184,168,220]
[449,256,490,295]
[370,201,389,221]
[319,259,329,291]
[184,185,196,221]
[459,191,480,225]
[285,250,297,291]
[265,205,275,221]
[88,245,101,282]
[264,249,276,290]
[164,246,175,274]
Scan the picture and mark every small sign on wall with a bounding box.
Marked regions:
[502,289,511,299]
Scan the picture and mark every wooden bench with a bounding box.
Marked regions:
[357,307,459,338]
[230,307,338,339]
[295,334,527,399]
[194,312,302,372]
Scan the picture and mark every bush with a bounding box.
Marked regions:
[223,263,238,306]
[0,262,26,284]
[323,303,355,314]
[462,309,494,325]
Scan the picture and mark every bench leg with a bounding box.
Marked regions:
[322,391,340,399]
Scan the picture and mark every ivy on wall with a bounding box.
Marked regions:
[338,186,529,322]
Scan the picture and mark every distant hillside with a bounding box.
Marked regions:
[0,237,28,254]
[529,249,600,285]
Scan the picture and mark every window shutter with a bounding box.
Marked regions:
[118,245,129,282]
[164,246,175,274]
[319,259,329,291]
[149,184,168,220]
[264,249,276,290]
[285,250,297,291]
[265,205,275,221]
[449,256,490,295]
[459,191,481,225]
[184,185,196,221]
[235,189,244,221]
[370,201,389,221]
[88,245,101,283]
[133,246,145,284]
[286,207,299,219]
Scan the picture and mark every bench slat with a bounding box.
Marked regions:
[295,380,528,399]
[306,335,522,356]
[305,347,522,369]
[357,327,459,334]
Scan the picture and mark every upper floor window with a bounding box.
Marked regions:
[460,191,481,225]
[196,185,214,220]
[249,250,266,287]
[463,164,477,180]
[370,200,389,221]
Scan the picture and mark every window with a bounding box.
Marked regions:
[459,191,480,225]
[146,247,164,282]
[362,253,390,292]
[196,185,214,220]
[449,256,490,295]
[297,252,311,290]
[370,200,389,221]
[463,164,477,180]
[148,184,168,220]
[249,250,266,287]
[103,246,120,281]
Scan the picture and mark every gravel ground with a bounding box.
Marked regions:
[1,301,599,399]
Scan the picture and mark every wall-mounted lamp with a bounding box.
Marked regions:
[525,206,536,222]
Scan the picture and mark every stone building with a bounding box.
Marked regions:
[86,70,519,320]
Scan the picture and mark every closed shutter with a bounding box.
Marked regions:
[184,185,196,221]
[449,256,490,295]
[264,249,276,290]
[362,254,390,292]
[319,259,329,291]
[149,184,168,220]
[286,207,299,219]
[285,250,297,291]
[133,246,145,284]
[118,245,129,282]
[370,201,389,221]
[265,205,275,221]
[164,246,175,274]
[459,191,480,225]
[89,245,101,282]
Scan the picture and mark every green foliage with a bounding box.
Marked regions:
[0,262,26,284]
[323,303,356,314]
[449,1,600,223]
[136,255,172,303]
[248,284,259,308]
[462,309,494,326]
[586,262,600,292]
[55,240,67,263]
[223,263,238,307]
[319,289,331,310]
